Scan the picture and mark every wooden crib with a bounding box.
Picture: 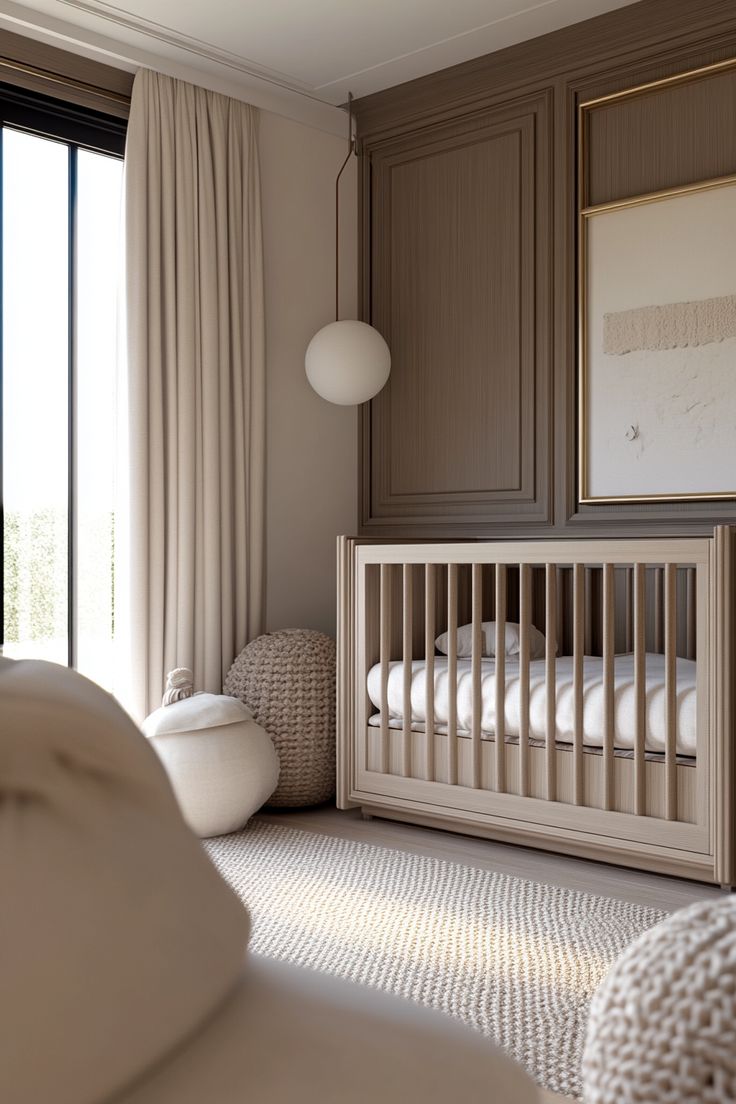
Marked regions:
[336,529,736,886]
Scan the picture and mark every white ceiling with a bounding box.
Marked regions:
[0,0,641,132]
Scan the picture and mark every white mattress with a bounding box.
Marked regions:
[366,653,697,758]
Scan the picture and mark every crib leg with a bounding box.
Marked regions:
[720,883,735,893]
[361,810,373,822]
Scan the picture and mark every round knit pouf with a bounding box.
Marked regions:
[224,629,336,807]
[582,896,736,1103]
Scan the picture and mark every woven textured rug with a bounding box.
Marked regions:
[204,822,666,1099]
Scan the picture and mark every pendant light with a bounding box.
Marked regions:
[305,94,391,406]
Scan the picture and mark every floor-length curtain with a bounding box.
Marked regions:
[120,69,265,721]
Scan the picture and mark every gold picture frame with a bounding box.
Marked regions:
[578,58,736,505]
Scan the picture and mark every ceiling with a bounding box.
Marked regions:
[0,0,641,131]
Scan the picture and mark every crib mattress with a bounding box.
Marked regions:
[366,653,697,758]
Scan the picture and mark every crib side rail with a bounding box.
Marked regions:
[357,538,710,566]
[355,536,712,828]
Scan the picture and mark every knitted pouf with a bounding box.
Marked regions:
[582,896,736,1103]
[224,629,336,807]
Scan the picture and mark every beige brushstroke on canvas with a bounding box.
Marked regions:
[603,293,736,355]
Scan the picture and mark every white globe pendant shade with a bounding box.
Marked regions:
[305,319,391,405]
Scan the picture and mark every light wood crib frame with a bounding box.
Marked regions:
[336,529,736,886]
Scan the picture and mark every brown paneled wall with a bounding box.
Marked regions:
[367,93,552,531]
[584,66,736,207]
[355,0,736,539]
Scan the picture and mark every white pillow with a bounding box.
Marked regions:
[435,621,546,660]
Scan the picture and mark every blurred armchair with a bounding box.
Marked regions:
[0,658,538,1104]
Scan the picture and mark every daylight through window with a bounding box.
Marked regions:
[1,94,125,690]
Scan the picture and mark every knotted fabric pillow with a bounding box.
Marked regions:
[143,669,280,837]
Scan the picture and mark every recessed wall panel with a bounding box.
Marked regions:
[365,96,551,531]
[388,131,522,497]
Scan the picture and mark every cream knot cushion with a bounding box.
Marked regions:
[582,896,736,1103]
[0,657,250,1104]
[143,673,279,838]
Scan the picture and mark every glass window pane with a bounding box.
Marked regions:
[2,128,69,665]
[75,148,123,689]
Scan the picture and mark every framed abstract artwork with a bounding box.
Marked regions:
[578,173,736,504]
[577,53,736,505]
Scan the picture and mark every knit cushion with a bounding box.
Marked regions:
[143,693,279,838]
[224,629,336,807]
[583,896,736,1103]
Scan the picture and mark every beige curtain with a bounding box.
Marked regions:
[121,69,265,721]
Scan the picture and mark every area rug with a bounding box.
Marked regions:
[204,822,666,1099]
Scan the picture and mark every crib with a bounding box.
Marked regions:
[336,529,736,885]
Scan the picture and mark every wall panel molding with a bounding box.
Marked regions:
[356,0,736,539]
[360,91,552,536]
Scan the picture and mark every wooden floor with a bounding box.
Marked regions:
[257,803,725,1103]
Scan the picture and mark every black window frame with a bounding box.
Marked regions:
[0,81,127,667]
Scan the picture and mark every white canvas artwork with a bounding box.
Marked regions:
[581,180,736,501]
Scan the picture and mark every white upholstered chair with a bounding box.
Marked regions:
[0,658,538,1104]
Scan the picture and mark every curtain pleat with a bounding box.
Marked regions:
[121,69,265,720]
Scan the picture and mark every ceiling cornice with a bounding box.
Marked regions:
[58,0,314,91]
[0,0,348,135]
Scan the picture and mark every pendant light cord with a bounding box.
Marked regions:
[335,92,355,321]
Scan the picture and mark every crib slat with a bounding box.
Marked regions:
[584,567,594,654]
[495,564,507,793]
[519,564,531,797]
[572,563,584,806]
[471,563,483,790]
[545,564,556,803]
[402,565,413,778]
[379,563,391,774]
[424,564,436,783]
[686,567,696,660]
[665,563,677,821]
[447,564,458,786]
[654,567,663,654]
[556,566,565,655]
[634,563,647,816]
[602,563,615,811]
[625,567,633,653]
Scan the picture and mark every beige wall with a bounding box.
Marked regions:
[259,110,357,638]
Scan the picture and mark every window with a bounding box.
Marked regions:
[0,84,126,689]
